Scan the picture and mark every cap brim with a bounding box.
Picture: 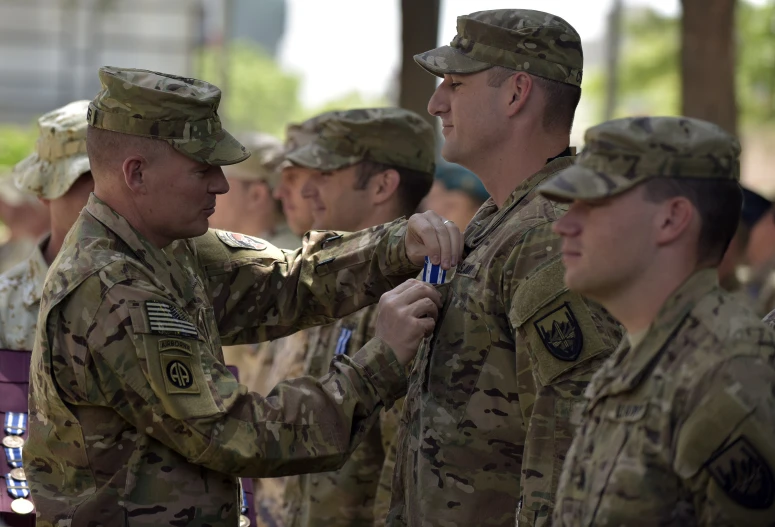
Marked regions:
[286,143,362,172]
[414,46,493,78]
[538,164,640,203]
[169,128,250,167]
[13,152,91,200]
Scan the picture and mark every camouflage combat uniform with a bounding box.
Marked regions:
[388,12,623,527]
[25,68,421,527]
[279,109,435,527]
[539,117,775,526]
[0,100,92,525]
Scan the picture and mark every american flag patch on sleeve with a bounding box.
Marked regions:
[145,301,199,338]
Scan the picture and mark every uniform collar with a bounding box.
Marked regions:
[21,235,50,307]
[85,194,198,306]
[465,154,575,249]
[590,269,720,403]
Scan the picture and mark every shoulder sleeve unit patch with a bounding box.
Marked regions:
[533,302,583,361]
[145,301,199,339]
[706,436,775,510]
[215,230,267,251]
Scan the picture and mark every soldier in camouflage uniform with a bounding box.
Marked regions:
[0,100,93,524]
[24,67,462,527]
[209,131,296,527]
[248,120,321,527]
[387,10,623,527]
[275,108,435,527]
[539,116,775,526]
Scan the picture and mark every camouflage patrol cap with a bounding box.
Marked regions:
[415,9,583,87]
[286,108,436,175]
[279,114,330,170]
[87,67,249,166]
[538,116,741,203]
[223,132,284,187]
[13,100,91,200]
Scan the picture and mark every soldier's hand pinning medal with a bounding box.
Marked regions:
[405,211,462,270]
[375,279,442,365]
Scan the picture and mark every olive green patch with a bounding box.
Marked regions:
[161,355,199,394]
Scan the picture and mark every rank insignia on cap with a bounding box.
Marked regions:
[707,436,774,509]
[534,303,583,361]
[216,230,267,251]
[145,301,198,339]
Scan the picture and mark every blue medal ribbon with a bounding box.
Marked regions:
[4,413,26,436]
[4,474,29,499]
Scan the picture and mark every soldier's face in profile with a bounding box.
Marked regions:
[274,165,315,236]
[429,72,507,166]
[141,147,229,242]
[553,185,660,300]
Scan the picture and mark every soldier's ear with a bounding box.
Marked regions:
[505,72,533,117]
[370,168,400,206]
[122,155,148,195]
[654,196,695,247]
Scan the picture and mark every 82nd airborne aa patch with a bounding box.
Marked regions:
[533,302,583,362]
[707,436,775,509]
[215,230,267,251]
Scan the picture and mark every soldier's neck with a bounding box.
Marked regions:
[472,134,571,209]
[598,262,696,338]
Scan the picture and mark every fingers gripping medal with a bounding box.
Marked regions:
[422,257,453,285]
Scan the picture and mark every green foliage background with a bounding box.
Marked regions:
[584,1,775,123]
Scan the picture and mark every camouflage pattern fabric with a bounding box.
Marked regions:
[87,67,249,166]
[0,240,36,276]
[555,270,775,526]
[0,237,48,350]
[25,194,423,526]
[387,156,623,527]
[281,306,404,527]
[286,108,436,175]
[415,9,583,86]
[14,100,91,199]
[538,117,740,203]
[249,331,315,527]
[744,259,775,317]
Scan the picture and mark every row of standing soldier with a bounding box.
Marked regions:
[0,7,773,527]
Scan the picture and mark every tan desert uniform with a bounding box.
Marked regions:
[25,68,420,527]
[540,117,775,526]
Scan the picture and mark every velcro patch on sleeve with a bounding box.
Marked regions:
[161,354,200,395]
[145,301,198,339]
[215,230,267,251]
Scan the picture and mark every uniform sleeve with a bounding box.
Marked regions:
[505,226,623,526]
[672,355,775,527]
[75,279,409,479]
[193,219,418,345]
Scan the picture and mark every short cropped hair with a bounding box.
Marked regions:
[354,161,433,217]
[86,126,170,174]
[642,178,742,266]
[487,66,581,134]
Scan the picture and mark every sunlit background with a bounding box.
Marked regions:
[0,0,773,191]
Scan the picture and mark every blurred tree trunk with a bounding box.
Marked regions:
[680,0,738,134]
[604,0,623,121]
[399,0,440,127]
